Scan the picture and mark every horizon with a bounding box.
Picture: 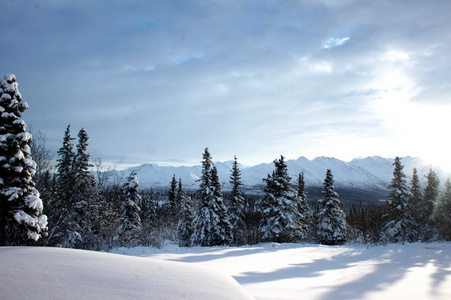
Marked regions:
[110,154,444,174]
[1,1,450,172]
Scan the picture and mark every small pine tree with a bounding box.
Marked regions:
[434,178,451,240]
[211,165,233,244]
[316,169,346,245]
[192,148,231,246]
[176,178,184,216]
[424,167,440,215]
[297,171,312,241]
[260,156,301,243]
[120,171,142,246]
[168,174,179,222]
[381,157,415,243]
[228,155,246,245]
[0,74,48,245]
[421,167,440,240]
[49,125,79,247]
[140,189,158,246]
[178,193,196,247]
[55,125,76,203]
[73,128,98,248]
[409,168,423,236]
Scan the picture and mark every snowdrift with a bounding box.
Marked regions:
[115,242,451,300]
[0,247,253,300]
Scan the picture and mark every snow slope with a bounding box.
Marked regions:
[0,247,253,300]
[111,156,446,191]
[114,242,451,300]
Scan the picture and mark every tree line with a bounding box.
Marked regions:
[1,74,451,249]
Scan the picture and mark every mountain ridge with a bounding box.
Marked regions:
[110,156,448,195]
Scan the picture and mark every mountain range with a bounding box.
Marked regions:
[110,156,449,203]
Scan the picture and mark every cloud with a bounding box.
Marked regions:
[1,0,450,167]
[322,37,350,49]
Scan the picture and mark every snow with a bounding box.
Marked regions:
[0,247,253,300]
[1,243,449,299]
[25,193,43,210]
[13,211,47,240]
[111,242,451,300]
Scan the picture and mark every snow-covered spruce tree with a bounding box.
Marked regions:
[178,179,196,247]
[260,155,301,243]
[211,165,233,243]
[420,166,440,240]
[167,174,179,222]
[381,157,415,243]
[434,178,451,240]
[140,189,158,247]
[424,167,440,215]
[409,168,423,235]
[176,178,184,216]
[228,155,246,245]
[0,74,48,245]
[48,125,77,247]
[316,169,346,245]
[297,171,312,241]
[55,125,76,202]
[72,128,99,248]
[119,171,142,246]
[192,148,232,246]
[74,128,96,201]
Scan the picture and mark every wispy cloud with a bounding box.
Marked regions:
[322,37,350,49]
[1,0,450,168]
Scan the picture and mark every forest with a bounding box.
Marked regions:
[1,73,451,249]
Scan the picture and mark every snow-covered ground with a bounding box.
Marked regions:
[0,247,252,300]
[1,243,450,299]
[113,242,451,300]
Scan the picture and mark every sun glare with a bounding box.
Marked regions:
[370,50,451,173]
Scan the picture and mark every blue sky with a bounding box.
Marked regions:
[1,0,451,170]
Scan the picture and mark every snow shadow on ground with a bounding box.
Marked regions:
[145,243,450,299]
[164,246,278,263]
[235,243,450,299]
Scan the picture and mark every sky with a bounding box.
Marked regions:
[1,0,451,170]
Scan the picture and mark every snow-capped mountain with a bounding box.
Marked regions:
[111,156,446,192]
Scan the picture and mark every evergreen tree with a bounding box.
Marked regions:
[0,74,48,245]
[120,171,142,246]
[409,168,423,235]
[409,168,422,214]
[211,165,233,243]
[435,178,451,240]
[228,155,245,245]
[141,189,158,247]
[74,128,95,199]
[316,169,346,245]
[48,125,79,247]
[192,148,231,246]
[55,125,76,203]
[73,128,98,248]
[381,157,415,243]
[424,167,440,213]
[423,167,440,230]
[178,192,196,247]
[176,178,184,216]
[297,171,312,241]
[167,174,179,222]
[260,155,301,243]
